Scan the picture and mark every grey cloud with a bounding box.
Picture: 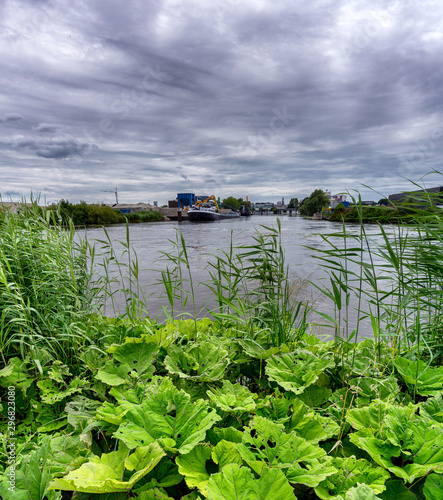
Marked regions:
[3,113,23,122]
[34,123,60,133]
[1,0,443,203]
[13,136,90,159]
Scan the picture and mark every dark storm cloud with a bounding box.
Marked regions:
[1,0,443,204]
[1,113,24,122]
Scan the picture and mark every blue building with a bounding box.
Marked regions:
[177,193,197,208]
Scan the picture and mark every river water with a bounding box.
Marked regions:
[83,215,395,340]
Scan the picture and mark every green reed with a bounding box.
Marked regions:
[0,202,102,366]
[308,180,443,366]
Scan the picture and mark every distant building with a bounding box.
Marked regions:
[253,202,275,210]
[112,202,156,213]
[330,194,347,209]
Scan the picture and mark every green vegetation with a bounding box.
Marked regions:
[299,189,330,216]
[288,197,299,210]
[2,181,443,499]
[124,210,164,223]
[221,197,251,211]
[329,191,443,223]
[46,200,164,225]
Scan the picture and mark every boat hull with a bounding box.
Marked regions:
[187,210,240,222]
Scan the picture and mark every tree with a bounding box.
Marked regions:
[221,196,241,211]
[288,198,299,210]
[299,189,330,216]
[378,198,389,206]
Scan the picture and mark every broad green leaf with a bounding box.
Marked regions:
[240,416,325,472]
[256,388,294,424]
[143,456,183,488]
[180,492,204,500]
[49,443,164,493]
[212,440,243,469]
[165,341,230,382]
[176,444,211,493]
[421,394,443,422]
[49,433,94,476]
[207,380,260,413]
[37,377,87,404]
[394,358,443,396]
[96,401,130,425]
[314,456,390,499]
[115,378,221,454]
[423,473,443,500]
[331,377,400,410]
[47,360,71,383]
[286,398,339,442]
[378,479,417,500]
[285,460,337,487]
[349,403,443,482]
[349,429,406,480]
[0,357,33,391]
[266,350,334,394]
[0,436,58,500]
[113,341,158,379]
[96,360,130,386]
[206,464,296,500]
[298,385,332,407]
[346,400,392,432]
[135,489,175,499]
[65,396,101,433]
[238,339,292,360]
[207,426,243,445]
[345,482,382,499]
[31,400,67,433]
[125,443,167,486]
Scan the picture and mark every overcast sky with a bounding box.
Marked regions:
[1,0,443,205]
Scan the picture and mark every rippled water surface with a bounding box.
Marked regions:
[83,215,396,339]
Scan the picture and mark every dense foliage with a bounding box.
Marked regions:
[2,317,443,499]
[2,183,443,499]
[221,197,251,211]
[299,190,330,216]
[288,198,299,210]
[46,200,164,226]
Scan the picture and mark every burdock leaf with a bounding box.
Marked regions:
[49,443,164,493]
[348,402,443,482]
[314,456,390,499]
[165,341,230,382]
[206,464,296,500]
[241,416,325,468]
[345,483,382,499]
[96,360,130,386]
[266,350,334,394]
[114,378,221,454]
[207,380,259,413]
[0,357,32,391]
[423,473,443,500]
[176,444,212,493]
[285,461,337,488]
[394,357,443,396]
[286,399,339,442]
[113,342,158,379]
[421,394,443,422]
[211,440,243,469]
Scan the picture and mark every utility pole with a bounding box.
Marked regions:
[102,187,119,205]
